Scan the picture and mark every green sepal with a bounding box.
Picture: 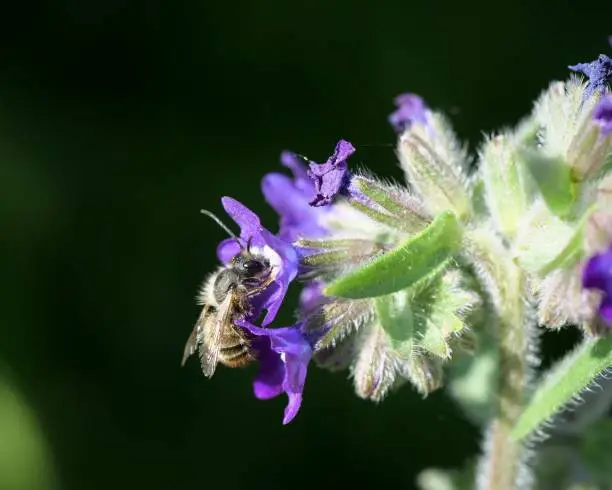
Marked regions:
[305,299,374,351]
[324,210,462,299]
[354,177,408,216]
[301,250,351,267]
[479,133,530,238]
[398,119,472,220]
[373,269,477,361]
[296,238,377,249]
[346,199,421,233]
[353,176,430,232]
[350,269,477,398]
[521,149,577,218]
[512,334,612,441]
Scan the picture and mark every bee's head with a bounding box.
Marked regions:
[233,252,271,279]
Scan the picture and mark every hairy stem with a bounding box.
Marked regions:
[465,229,538,490]
[478,267,536,490]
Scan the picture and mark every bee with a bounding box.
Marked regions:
[181,210,274,377]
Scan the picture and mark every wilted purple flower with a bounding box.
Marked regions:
[388,93,429,133]
[216,197,298,326]
[307,139,356,207]
[582,247,612,324]
[238,320,313,424]
[261,151,329,242]
[593,95,612,135]
[569,54,612,99]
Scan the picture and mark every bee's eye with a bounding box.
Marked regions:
[242,259,265,275]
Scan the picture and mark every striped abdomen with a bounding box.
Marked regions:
[218,324,256,368]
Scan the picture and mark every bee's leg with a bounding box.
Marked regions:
[238,277,277,327]
[245,275,275,297]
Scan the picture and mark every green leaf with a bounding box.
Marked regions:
[512,201,575,274]
[579,419,612,485]
[521,149,577,218]
[374,295,414,344]
[512,334,612,441]
[447,338,498,425]
[324,210,463,299]
[538,205,595,276]
[417,462,476,490]
[0,372,58,490]
[417,469,456,490]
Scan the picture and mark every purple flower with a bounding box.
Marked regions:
[299,280,328,315]
[238,320,313,424]
[261,151,330,242]
[593,95,612,135]
[569,54,612,99]
[582,247,612,324]
[307,139,356,207]
[216,197,298,326]
[388,93,429,133]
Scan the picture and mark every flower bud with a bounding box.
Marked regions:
[478,133,530,238]
[397,112,472,220]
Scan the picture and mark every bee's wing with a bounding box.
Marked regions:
[198,292,236,378]
[181,303,212,367]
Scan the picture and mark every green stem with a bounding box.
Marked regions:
[465,229,537,490]
[479,268,535,490]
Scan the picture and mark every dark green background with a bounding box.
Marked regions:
[0,2,608,489]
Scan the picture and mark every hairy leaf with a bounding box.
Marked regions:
[521,149,576,218]
[512,334,612,441]
[324,210,462,299]
[538,205,595,276]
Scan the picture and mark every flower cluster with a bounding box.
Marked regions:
[187,43,612,430]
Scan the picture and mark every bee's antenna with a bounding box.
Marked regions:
[200,209,238,240]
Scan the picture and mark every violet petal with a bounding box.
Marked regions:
[253,338,285,400]
[569,54,612,99]
[593,95,612,135]
[239,321,313,424]
[221,197,263,243]
[281,151,311,188]
[216,238,241,264]
[298,280,326,315]
[261,172,328,242]
[218,197,298,326]
[307,140,356,207]
[258,229,298,326]
[600,295,612,324]
[583,249,612,291]
[388,92,429,133]
[582,247,612,325]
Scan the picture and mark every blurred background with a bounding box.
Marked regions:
[1,1,611,489]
